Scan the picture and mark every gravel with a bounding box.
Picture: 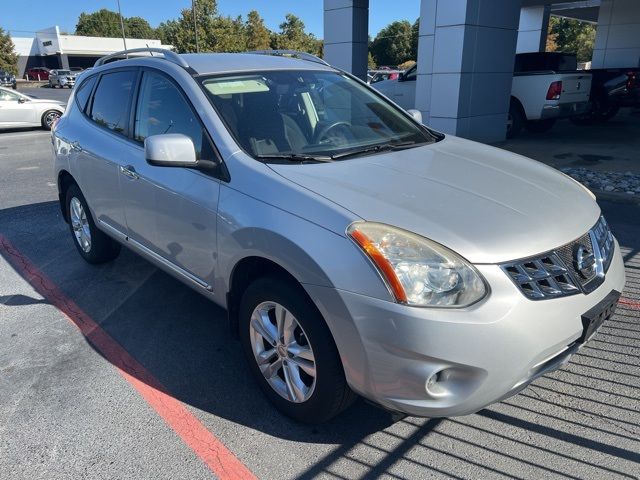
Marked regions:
[560,167,640,197]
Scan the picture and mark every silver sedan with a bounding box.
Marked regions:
[0,87,65,130]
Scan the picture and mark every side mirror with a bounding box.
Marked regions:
[406,109,423,124]
[145,134,198,168]
[18,97,27,104]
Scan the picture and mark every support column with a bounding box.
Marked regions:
[516,5,551,53]
[323,0,369,80]
[416,0,521,142]
[593,0,640,68]
[57,53,69,70]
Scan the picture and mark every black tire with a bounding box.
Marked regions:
[65,183,121,264]
[507,100,524,139]
[525,118,556,133]
[239,276,356,423]
[41,110,61,130]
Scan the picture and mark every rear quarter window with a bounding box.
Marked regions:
[74,75,97,112]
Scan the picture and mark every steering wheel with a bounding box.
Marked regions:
[314,121,352,144]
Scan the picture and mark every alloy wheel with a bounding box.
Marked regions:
[249,301,316,403]
[70,197,91,253]
[44,111,60,128]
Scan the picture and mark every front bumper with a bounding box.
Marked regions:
[541,101,590,119]
[306,240,625,418]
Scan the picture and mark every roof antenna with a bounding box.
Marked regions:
[147,44,154,56]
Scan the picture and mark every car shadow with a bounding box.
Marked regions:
[0,200,397,444]
[2,200,639,479]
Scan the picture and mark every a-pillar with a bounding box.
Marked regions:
[516,5,551,53]
[323,0,369,80]
[415,0,521,142]
[593,0,640,68]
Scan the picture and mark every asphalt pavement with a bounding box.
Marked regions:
[0,89,639,479]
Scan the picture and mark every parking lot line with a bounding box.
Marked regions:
[0,234,256,480]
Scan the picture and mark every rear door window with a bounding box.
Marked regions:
[90,70,137,135]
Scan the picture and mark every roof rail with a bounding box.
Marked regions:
[94,47,189,69]
[248,50,330,67]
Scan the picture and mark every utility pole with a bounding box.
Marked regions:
[116,0,128,54]
[192,0,200,53]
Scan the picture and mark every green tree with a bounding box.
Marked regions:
[167,0,220,53]
[370,20,413,66]
[125,17,156,39]
[410,18,420,60]
[75,9,156,39]
[76,9,123,37]
[0,28,19,75]
[272,14,321,55]
[211,16,247,52]
[367,52,376,69]
[245,10,271,51]
[548,16,596,62]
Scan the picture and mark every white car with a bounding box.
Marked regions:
[0,87,65,130]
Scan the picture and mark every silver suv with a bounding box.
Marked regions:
[49,69,77,89]
[52,49,625,423]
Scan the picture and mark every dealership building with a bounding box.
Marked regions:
[12,26,171,77]
[324,0,640,141]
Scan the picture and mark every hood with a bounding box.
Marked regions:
[268,135,600,264]
[29,98,65,106]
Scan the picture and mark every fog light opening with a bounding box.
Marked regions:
[426,369,448,397]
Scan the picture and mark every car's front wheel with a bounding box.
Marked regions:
[65,183,121,264]
[239,276,356,423]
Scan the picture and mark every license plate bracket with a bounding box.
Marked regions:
[579,290,621,343]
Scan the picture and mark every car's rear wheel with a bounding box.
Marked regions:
[65,184,121,264]
[41,110,61,130]
[525,118,556,133]
[507,100,524,139]
[239,276,356,423]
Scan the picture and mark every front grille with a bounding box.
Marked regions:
[501,216,615,300]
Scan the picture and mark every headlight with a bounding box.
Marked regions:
[347,222,487,307]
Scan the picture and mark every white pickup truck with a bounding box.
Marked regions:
[373,52,592,138]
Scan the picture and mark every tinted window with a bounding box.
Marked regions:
[134,71,212,160]
[404,66,417,81]
[75,75,97,112]
[90,70,136,134]
[0,90,19,101]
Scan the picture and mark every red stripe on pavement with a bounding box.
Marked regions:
[620,298,640,310]
[0,235,256,480]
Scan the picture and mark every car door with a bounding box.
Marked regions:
[120,69,220,291]
[71,70,137,235]
[390,66,417,110]
[0,89,36,126]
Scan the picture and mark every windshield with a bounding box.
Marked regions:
[57,70,71,75]
[199,70,437,160]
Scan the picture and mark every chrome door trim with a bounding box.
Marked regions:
[98,219,213,292]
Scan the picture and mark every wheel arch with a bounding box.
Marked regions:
[226,255,311,336]
[57,170,77,223]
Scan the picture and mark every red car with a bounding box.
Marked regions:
[25,67,51,81]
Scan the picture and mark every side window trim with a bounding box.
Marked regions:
[133,67,228,181]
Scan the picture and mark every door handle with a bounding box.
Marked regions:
[120,165,139,180]
[70,141,82,152]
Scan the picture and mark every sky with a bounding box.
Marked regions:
[2,0,420,39]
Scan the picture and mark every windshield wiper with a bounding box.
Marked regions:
[255,153,333,163]
[330,141,428,160]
